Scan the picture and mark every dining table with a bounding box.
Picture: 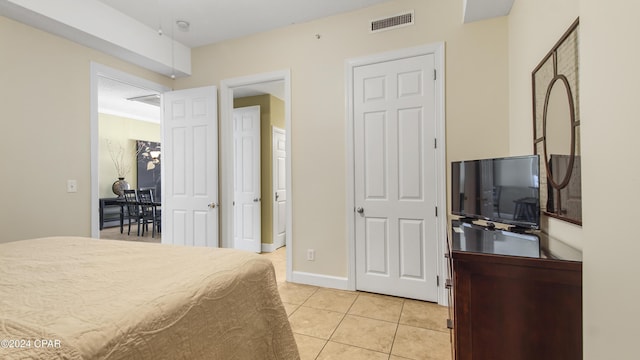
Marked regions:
[99,197,161,234]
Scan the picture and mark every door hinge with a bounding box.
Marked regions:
[435,206,438,217]
[434,138,437,149]
[433,69,437,80]
[437,275,440,287]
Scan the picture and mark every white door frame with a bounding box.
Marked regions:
[220,70,292,278]
[345,43,448,305]
[89,63,170,238]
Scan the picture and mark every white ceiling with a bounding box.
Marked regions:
[96,0,514,48]
[98,0,394,48]
[463,0,514,23]
[98,77,161,123]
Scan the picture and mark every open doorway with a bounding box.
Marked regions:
[232,91,286,253]
[220,70,292,281]
[90,63,170,240]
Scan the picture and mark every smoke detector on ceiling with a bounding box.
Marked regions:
[176,20,190,32]
[370,11,414,33]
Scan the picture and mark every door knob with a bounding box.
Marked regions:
[275,192,279,201]
[356,207,364,214]
[208,203,218,209]
[253,198,261,202]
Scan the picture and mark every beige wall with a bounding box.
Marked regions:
[509,0,640,357]
[270,96,285,129]
[234,95,285,245]
[0,16,172,243]
[177,0,510,277]
[98,113,161,198]
[579,0,640,358]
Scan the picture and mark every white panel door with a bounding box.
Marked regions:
[233,106,261,253]
[163,86,218,247]
[354,54,438,301]
[272,127,287,249]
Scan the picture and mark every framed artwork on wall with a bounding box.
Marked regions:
[136,140,162,200]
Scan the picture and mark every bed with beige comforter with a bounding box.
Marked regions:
[0,237,299,360]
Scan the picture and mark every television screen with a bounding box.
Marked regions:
[451,155,540,229]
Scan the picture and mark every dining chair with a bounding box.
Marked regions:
[149,188,161,235]
[138,188,160,238]
[123,189,143,236]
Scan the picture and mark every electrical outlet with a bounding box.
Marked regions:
[67,179,78,193]
[306,249,315,261]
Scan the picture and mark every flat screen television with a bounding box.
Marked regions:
[451,155,540,230]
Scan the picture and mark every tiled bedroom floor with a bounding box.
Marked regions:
[97,230,453,360]
[261,247,453,360]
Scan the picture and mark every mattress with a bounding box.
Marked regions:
[0,237,299,360]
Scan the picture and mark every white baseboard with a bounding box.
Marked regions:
[261,243,285,253]
[261,243,275,253]
[290,271,351,290]
[289,271,446,306]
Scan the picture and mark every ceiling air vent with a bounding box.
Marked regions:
[370,11,414,33]
[127,94,161,107]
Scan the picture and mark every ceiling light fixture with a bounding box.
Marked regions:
[156,1,174,79]
[157,0,163,35]
[170,17,175,79]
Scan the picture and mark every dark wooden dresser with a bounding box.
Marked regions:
[448,221,582,360]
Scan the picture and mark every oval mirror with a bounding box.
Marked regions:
[543,75,575,189]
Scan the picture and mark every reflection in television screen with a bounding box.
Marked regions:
[451,155,540,230]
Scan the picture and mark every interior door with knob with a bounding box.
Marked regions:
[233,106,261,253]
[272,127,287,249]
[162,86,218,247]
[353,54,439,301]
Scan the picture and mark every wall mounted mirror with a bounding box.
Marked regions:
[532,18,581,225]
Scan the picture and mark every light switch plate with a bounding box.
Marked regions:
[306,249,315,261]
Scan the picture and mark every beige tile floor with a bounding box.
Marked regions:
[99,230,453,360]
[100,223,161,243]
[261,247,454,360]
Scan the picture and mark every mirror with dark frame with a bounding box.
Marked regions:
[532,18,581,225]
